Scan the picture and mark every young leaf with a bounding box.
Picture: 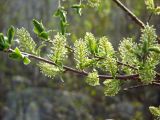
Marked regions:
[23,56,31,65]
[72,4,84,16]
[39,31,49,40]
[9,47,23,61]
[0,33,10,51]
[54,7,68,35]
[33,19,45,34]
[7,26,15,44]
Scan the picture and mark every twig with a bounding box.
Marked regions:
[147,12,153,23]
[123,82,160,91]
[111,0,160,43]
[112,0,145,28]
[8,48,139,80]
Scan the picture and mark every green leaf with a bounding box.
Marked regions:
[54,7,68,35]
[54,7,67,22]
[33,19,45,34]
[72,4,84,16]
[9,47,23,60]
[38,31,49,40]
[0,33,10,51]
[7,26,15,44]
[14,47,22,56]
[149,106,160,116]
[9,53,22,60]
[0,33,5,50]
[60,20,68,35]
[23,56,31,65]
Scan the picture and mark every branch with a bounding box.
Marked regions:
[112,0,145,28]
[112,0,160,43]
[8,49,139,80]
[123,82,160,91]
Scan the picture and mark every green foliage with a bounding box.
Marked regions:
[85,69,99,86]
[38,62,61,78]
[54,7,68,35]
[7,26,15,44]
[145,0,160,15]
[0,26,15,51]
[0,33,10,51]
[49,33,67,66]
[72,3,84,16]
[9,47,31,65]
[9,47,23,60]
[103,79,121,96]
[149,106,160,116]
[32,19,49,40]
[16,28,37,54]
[23,56,31,65]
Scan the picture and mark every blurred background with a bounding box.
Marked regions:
[0,0,160,120]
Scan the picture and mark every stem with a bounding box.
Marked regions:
[123,82,160,91]
[8,48,139,80]
[112,0,145,28]
[58,0,61,7]
[112,0,160,43]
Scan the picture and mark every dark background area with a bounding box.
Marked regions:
[0,0,160,120]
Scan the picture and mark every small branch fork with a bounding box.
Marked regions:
[111,0,160,42]
[112,0,145,28]
[8,49,139,80]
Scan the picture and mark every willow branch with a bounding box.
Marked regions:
[112,0,160,42]
[8,48,139,80]
[112,0,145,28]
[123,82,160,91]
